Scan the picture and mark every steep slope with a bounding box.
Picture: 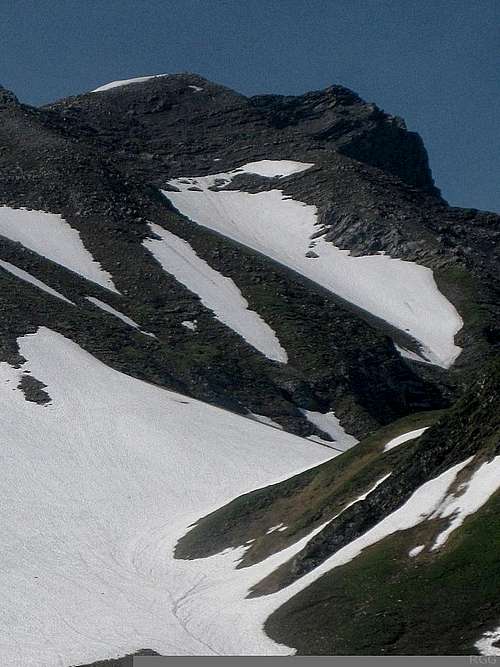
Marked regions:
[46,73,498,376]
[0,80,455,442]
[165,163,461,367]
[0,327,331,666]
[176,359,500,655]
[0,74,498,662]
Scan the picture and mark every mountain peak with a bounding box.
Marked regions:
[89,71,212,94]
[0,64,498,664]
[0,85,19,108]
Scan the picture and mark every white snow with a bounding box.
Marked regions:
[156,458,474,656]
[476,627,500,656]
[383,426,429,452]
[0,327,331,665]
[91,74,169,93]
[430,455,500,550]
[164,166,463,368]
[144,223,288,363]
[3,330,491,663]
[394,343,433,365]
[408,545,425,558]
[0,207,118,293]
[266,524,287,535]
[181,319,198,331]
[301,409,358,451]
[231,160,314,178]
[188,85,203,92]
[0,259,74,305]
[86,296,155,338]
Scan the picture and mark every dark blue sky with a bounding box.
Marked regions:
[2,0,498,212]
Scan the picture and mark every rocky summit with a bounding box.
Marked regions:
[0,73,498,664]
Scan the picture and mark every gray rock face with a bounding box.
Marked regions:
[0,74,498,441]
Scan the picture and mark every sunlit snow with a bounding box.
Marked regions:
[408,545,425,557]
[394,343,433,365]
[301,409,358,451]
[383,426,429,452]
[181,319,198,331]
[430,455,500,550]
[231,160,314,178]
[476,627,500,656]
[91,74,169,92]
[144,223,288,363]
[0,328,330,665]
[164,162,463,368]
[0,207,118,293]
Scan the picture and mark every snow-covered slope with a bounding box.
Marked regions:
[0,328,328,665]
[0,207,118,293]
[144,223,288,362]
[164,161,463,368]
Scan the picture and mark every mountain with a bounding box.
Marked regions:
[0,73,498,664]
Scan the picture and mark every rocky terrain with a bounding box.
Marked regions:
[0,73,498,663]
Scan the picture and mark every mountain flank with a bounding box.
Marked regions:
[0,73,498,662]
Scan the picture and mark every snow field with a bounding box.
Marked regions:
[0,207,118,293]
[164,161,463,368]
[1,329,497,662]
[0,328,330,665]
[144,223,288,363]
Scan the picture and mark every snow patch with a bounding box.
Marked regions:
[394,343,433,365]
[181,320,198,332]
[266,524,287,535]
[0,207,118,293]
[267,458,473,596]
[144,224,288,363]
[383,427,429,452]
[301,409,358,452]
[164,167,462,368]
[91,74,169,92]
[0,259,74,304]
[409,545,425,558]
[188,85,203,92]
[232,160,314,178]
[476,627,500,656]
[430,455,500,550]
